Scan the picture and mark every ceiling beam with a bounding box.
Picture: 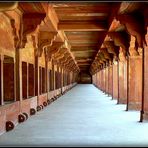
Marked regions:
[58,21,108,31]
[78,63,91,66]
[0,2,18,11]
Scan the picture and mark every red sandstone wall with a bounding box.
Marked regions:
[3,63,15,101]
[38,94,48,106]
[0,101,20,135]
[0,109,5,135]
[20,96,37,116]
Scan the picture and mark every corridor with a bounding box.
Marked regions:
[0,84,148,147]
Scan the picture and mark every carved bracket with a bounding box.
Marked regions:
[100,48,112,62]
[108,31,130,57]
[38,31,57,57]
[104,41,119,60]
[21,13,46,48]
[117,12,147,48]
[10,19,20,49]
[47,41,64,61]
[129,35,139,56]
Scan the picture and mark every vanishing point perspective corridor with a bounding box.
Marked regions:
[0,1,148,147]
[1,84,148,147]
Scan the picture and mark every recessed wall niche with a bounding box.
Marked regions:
[3,55,15,104]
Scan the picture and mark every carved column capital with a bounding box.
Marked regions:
[117,12,146,48]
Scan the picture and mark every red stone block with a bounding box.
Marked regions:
[128,56,142,110]
[113,64,118,99]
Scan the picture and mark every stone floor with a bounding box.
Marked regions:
[0,84,148,147]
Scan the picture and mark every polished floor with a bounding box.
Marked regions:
[0,84,148,147]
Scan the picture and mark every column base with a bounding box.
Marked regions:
[118,98,127,104]
[112,97,117,100]
[142,111,148,121]
[128,102,141,111]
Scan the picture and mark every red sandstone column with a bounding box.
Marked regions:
[0,55,3,105]
[109,64,113,96]
[101,70,103,91]
[118,61,124,103]
[113,62,118,99]
[124,59,127,104]
[26,63,29,99]
[102,69,104,91]
[142,27,148,120]
[103,69,106,92]
[97,72,99,89]
[15,48,21,101]
[35,56,39,97]
[128,56,142,110]
[52,59,55,91]
[128,36,142,110]
[105,67,108,94]
[98,71,100,89]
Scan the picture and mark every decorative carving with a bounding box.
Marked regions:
[10,19,20,49]
[22,112,28,120]
[100,48,113,62]
[108,31,130,57]
[97,53,106,65]
[104,41,119,60]
[6,121,14,132]
[18,114,25,123]
[117,12,147,48]
[119,47,126,61]
[37,106,42,111]
[30,108,36,115]
[47,99,52,105]
[38,31,57,57]
[21,13,46,48]
[129,35,139,56]
[47,41,64,61]
[59,56,66,67]
[10,12,46,50]
[43,101,48,107]
[53,47,67,60]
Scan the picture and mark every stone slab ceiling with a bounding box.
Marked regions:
[52,2,114,72]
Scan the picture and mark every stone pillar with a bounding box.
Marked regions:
[100,70,102,90]
[118,60,127,104]
[99,71,101,89]
[109,64,113,96]
[118,61,124,103]
[26,63,29,99]
[59,66,62,93]
[96,72,99,88]
[0,55,3,105]
[113,62,118,100]
[15,47,21,101]
[124,59,127,104]
[102,69,106,92]
[105,67,108,94]
[128,36,142,110]
[128,56,142,110]
[45,57,48,96]
[143,27,148,120]
[52,59,55,91]
[35,56,39,96]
